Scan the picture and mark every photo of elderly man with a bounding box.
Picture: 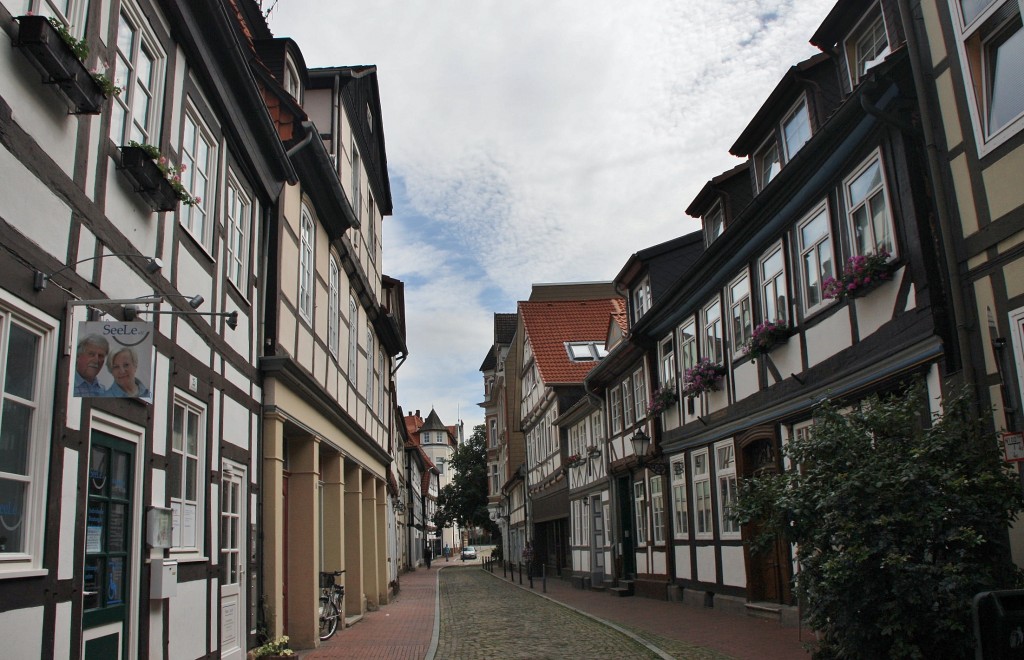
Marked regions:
[74,334,109,397]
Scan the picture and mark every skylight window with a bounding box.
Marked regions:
[566,342,606,362]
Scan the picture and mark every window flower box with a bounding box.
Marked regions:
[742,320,791,359]
[586,445,601,458]
[119,144,199,212]
[823,250,894,301]
[15,15,108,114]
[681,358,726,398]
[646,386,678,416]
[566,453,584,469]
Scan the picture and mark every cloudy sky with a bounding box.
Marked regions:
[266,0,836,434]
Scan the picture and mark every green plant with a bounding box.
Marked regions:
[742,320,790,358]
[823,249,893,300]
[735,384,1023,659]
[91,71,121,97]
[250,635,294,657]
[48,17,89,61]
[646,386,678,415]
[127,141,200,206]
[681,358,726,398]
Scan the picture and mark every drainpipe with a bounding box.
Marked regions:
[896,0,974,387]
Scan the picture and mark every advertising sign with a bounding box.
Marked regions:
[73,321,154,403]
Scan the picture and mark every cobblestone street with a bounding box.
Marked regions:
[438,567,711,659]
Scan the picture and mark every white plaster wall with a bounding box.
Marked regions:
[169,579,209,660]
[732,359,758,401]
[152,353,171,454]
[0,606,43,658]
[854,267,904,338]
[770,333,803,381]
[806,307,852,368]
[54,600,71,660]
[172,316,213,367]
[222,397,251,450]
[149,601,164,659]
[652,551,667,574]
[635,552,649,574]
[58,448,79,579]
[674,545,692,580]
[696,545,716,583]
[0,143,72,260]
[721,545,747,587]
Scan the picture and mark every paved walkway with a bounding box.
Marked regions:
[300,561,814,659]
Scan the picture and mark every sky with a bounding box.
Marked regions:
[266,0,837,435]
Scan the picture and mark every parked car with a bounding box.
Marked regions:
[461,546,477,561]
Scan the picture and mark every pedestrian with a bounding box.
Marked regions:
[444,544,450,562]
[424,544,433,569]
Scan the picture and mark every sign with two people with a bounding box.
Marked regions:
[73,321,154,403]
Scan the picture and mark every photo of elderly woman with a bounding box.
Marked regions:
[106,346,152,399]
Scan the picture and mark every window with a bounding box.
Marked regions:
[632,369,647,421]
[670,458,689,537]
[754,139,781,191]
[846,153,895,257]
[691,450,712,538]
[659,336,676,395]
[565,342,606,362]
[351,141,362,226]
[489,419,497,448]
[28,0,86,34]
[283,56,301,101]
[610,387,622,434]
[704,203,725,245]
[632,277,652,320]
[759,244,789,325]
[0,300,56,572]
[377,350,385,418]
[678,320,697,375]
[110,3,163,147]
[366,331,375,411]
[848,10,890,85]
[328,257,340,358]
[347,295,358,379]
[703,298,724,365]
[622,380,635,429]
[650,476,665,545]
[180,110,214,248]
[798,204,835,312]
[951,0,1024,150]
[729,272,752,353]
[299,207,315,322]
[171,396,205,552]
[715,440,740,537]
[225,175,250,290]
[633,480,647,545]
[782,98,812,161]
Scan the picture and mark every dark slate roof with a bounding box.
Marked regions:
[495,313,517,344]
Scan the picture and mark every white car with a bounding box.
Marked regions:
[461,546,477,561]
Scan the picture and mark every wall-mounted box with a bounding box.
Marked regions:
[147,507,173,548]
[151,558,178,599]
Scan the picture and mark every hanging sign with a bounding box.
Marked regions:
[73,321,155,403]
[1002,432,1024,463]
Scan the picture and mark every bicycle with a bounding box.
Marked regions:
[318,570,345,640]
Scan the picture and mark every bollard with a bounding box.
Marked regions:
[519,562,523,585]
[503,560,507,579]
[529,563,534,589]
[542,563,547,593]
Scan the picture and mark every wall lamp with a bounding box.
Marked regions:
[34,255,162,291]
[630,428,667,475]
[124,301,238,330]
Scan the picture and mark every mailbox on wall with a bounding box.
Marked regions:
[151,558,178,599]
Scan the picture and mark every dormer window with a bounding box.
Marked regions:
[754,139,781,192]
[782,97,811,161]
[632,277,651,320]
[283,56,301,102]
[704,203,725,246]
[847,8,890,86]
[565,342,607,362]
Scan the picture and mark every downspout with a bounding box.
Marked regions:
[897,0,974,386]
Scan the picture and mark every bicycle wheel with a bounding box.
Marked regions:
[319,596,339,640]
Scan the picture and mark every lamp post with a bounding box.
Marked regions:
[631,428,667,475]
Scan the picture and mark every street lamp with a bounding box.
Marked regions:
[631,428,667,475]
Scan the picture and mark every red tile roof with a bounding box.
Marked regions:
[519,297,624,385]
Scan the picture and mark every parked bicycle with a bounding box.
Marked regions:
[319,570,345,640]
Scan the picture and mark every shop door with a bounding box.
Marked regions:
[616,476,635,577]
[83,432,134,660]
[590,495,605,585]
[220,462,247,660]
[739,434,793,604]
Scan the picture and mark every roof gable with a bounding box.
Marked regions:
[519,297,624,385]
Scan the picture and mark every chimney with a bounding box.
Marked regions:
[415,410,420,417]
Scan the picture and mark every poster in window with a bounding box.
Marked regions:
[73,321,154,403]
[107,556,125,605]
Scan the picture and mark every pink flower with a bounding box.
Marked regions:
[179,163,187,172]
[159,156,167,165]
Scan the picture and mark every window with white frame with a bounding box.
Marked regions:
[782,97,812,161]
[489,419,497,448]
[633,480,648,545]
[679,319,697,375]
[610,387,622,434]
[299,207,315,322]
[366,331,375,411]
[566,342,606,362]
[847,7,891,86]
[950,0,1024,151]
[377,350,385,418]
[283,56,301,102]
[347,295,358,380]
[759,244,789,325]
[729,272,752,354]
[692,449,713,538]
[659,336,676,396]
[670,458,689,537]
[0,299,56,572]
[754,139,781,192]
[170,395,205,553]
[704,203,725,246]
[632,369,647,421]
[225,175,250,291]
[328,257,340,358]
[622,380,635,428]
[845,151,896,258]
[650,475,665,544]
[798,204,835,312]
[633,277,652,320]
[703,297,724,365]
[715,440,740,537]
[29,0,87,35]
[590,410,604,447]
[180,110,214,248]
[110,3,163,147]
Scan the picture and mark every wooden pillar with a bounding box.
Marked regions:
[285,434,320,649]
[375,479,389,605]
[344,461,364,615]
[361,471,379,609]
[261,413,286,638]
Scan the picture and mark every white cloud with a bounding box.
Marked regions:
[268,0,836,431]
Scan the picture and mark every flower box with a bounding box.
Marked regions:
[119,146,184,212]
[566,453,584,469]
[823,250,894,301]
[586,445,601,458]
[681,358,726,398]
[646,386,678,415]
[742,320,790,359]
[15,15,106,114]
